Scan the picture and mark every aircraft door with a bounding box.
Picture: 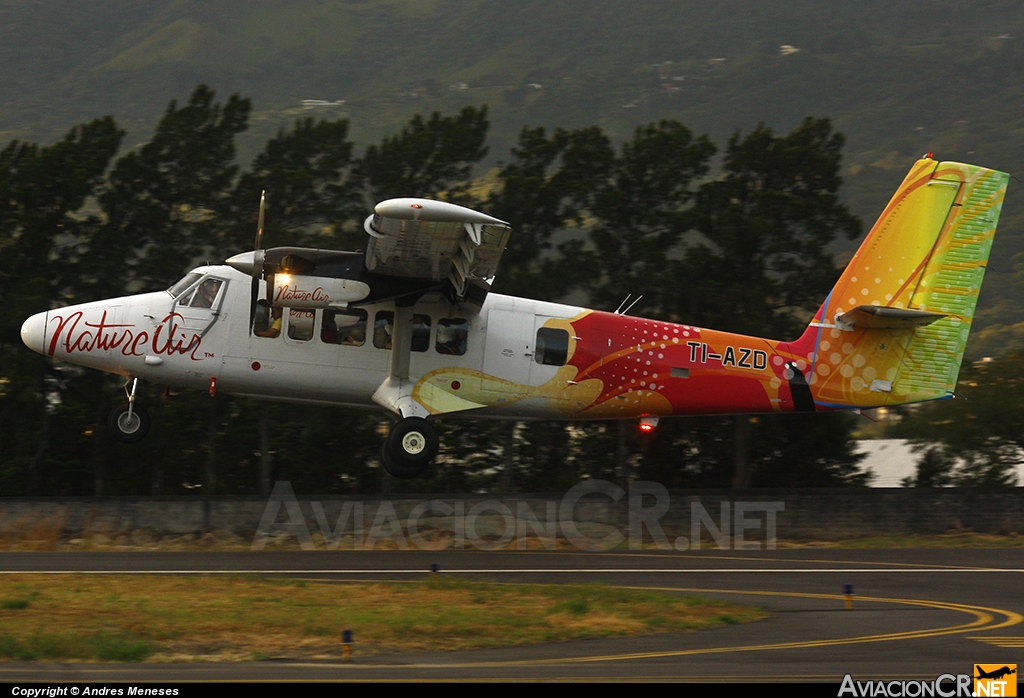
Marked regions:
[483,308,534,396]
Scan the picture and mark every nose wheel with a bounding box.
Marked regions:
[108,377,151,444]
[381,416,438,479]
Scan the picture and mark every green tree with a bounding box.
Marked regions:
[0,118,123,494]
[678,117,862,338]
[86,85,250,297]
[901,446,955,488]
[587,120,716,314]
[894,352,1024,487]
[487,125,615,299]
[650,118,866,488]
[359,106,489,204]
[229,117,363,252]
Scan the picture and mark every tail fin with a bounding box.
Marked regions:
[808,157,1008,408]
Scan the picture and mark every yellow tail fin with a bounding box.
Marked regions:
[810,158,1008,407]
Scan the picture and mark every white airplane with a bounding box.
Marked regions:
[20,157,1008,478]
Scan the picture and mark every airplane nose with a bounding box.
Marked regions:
[20,311,48,356]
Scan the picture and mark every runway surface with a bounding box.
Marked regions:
[0,549,1022,682]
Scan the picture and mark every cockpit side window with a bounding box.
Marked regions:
[182,278,224,309]
[168,273,202,299]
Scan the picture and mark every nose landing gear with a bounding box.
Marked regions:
[109,377,151,444]
[381,416,438,479]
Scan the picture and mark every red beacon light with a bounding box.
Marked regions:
[639,416,659,433]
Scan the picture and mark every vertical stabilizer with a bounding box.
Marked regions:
[809,158,1008,408]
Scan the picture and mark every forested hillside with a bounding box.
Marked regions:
[1,0,1020,353]
[1,87,873,495]
[1,1,1022,494]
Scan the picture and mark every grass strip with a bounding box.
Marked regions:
[0,574,764,662]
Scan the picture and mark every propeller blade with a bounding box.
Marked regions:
[255,190,265,251]
[249,191,267,333]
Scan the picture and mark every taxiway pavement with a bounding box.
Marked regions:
[0,549,1021,682]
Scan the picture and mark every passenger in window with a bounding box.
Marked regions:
[323,309,367,346]
[373,312,393,350]
[254,302,282,338]
[288,309,315,341]
[321,313,339,344]
[436,318,468,356]
[341,320,366,346]
[412,314,431,352]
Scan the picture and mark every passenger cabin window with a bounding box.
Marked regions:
[287,309,315,341]
[372,311,431,351]
[535,327,570,366]
[373,311,393,349]
[412,315,431,352]
[436,318,468,356]
[322,308,367,346]
[181,277,224,308]
[253,301,282,338]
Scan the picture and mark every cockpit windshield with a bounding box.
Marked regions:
[167,272,202,298]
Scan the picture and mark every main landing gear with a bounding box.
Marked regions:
[381,416,438,479]
[108,377,150,444]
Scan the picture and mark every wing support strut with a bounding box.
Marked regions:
[371,304,429,419]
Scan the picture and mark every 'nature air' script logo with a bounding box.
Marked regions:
[274,283,330,304]
[47,311,204,360]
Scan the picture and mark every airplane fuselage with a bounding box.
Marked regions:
[22,264,831,420]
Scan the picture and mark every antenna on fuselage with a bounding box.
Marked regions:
[614,294,643,315]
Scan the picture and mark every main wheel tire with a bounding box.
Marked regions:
[381,442,427,479]
[108,405,151,444]
[381,417,438,479]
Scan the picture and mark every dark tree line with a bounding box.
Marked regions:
[1,84,872,496]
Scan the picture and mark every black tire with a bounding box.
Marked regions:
[381,442,427,479]
[108,405,151,444]
[381,417,438,479]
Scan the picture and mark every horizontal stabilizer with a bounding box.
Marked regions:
[836,305,946,329]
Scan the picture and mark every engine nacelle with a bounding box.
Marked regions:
[271,274,370,309]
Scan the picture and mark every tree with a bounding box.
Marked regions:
[677,117,862,338]
[486,125,615,299]
[229,117,363,252]
[901,446,955,488]
[359,106,489,205]
[894,352,1024,487]
[587,120,716,315]
[0,118,123,494]
[650,118,866,488]
[86,85,250,297]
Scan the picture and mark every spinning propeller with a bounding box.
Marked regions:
[249,191,267,333]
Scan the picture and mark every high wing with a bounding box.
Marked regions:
[363,198,510,308]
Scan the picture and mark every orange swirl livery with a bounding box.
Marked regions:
[20,158,1009,477]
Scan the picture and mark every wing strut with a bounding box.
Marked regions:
[371,303,429,419]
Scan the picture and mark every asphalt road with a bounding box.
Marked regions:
[0,549,1022,682]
